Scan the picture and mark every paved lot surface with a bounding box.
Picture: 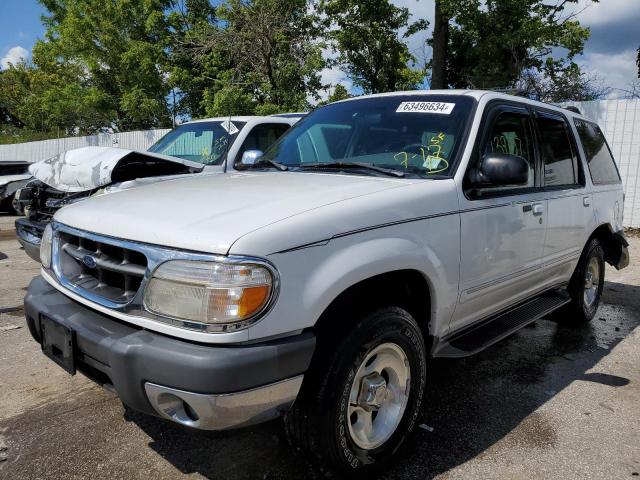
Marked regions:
[0,213,639,480]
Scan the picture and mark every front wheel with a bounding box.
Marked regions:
[285,307,427,476]
[559,238,605,325]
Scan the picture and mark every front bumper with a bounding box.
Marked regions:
[15,217,45,262]
[24,276,315,430]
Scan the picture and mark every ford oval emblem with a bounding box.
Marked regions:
[82,255,98,269]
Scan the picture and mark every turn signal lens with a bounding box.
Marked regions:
[144,260,274,329]
[40,224,53,269]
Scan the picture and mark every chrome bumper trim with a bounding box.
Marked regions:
[144,375,303,430]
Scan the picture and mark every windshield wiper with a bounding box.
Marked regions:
[249,158,289,171]
[297,162,405,178]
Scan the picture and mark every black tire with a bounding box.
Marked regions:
[284,307,427,477]
[1,193,20,215]
[11,193,23,215]
[558,238,605,325]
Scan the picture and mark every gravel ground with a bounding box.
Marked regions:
[0,214,638,480]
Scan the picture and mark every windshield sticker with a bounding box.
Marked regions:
[423,132,449,173]
[220,120,240,135]
[396,102,455,114]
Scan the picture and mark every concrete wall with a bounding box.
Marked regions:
[0,129,171,163]
[564,99,640,228]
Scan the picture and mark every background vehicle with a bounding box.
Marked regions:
[15,114,303,261]
[25,91,627,477]
[0,160,32,214]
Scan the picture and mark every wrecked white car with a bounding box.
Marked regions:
[15,114,302,260]
[0,160,32,214]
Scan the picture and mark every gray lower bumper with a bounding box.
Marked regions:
[15,217,45,262]
[24,276,315,430]
[145,377,303,430]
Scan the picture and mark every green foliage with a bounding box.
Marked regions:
[202,83,255,116]
[328,84,351,103]
[178,0,325,117]
[167,0,219,118]
[441,0,599,101]
[320,0,428,94]
[0,0,606,143]
[35,0,174,130]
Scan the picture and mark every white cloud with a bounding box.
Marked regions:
[579,49,638,97]
[573,0,639,27]
[1,45,29,69]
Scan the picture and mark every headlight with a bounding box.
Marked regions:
[40,224,53,268]
[144,260,275,330]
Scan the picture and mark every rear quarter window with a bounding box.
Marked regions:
[574,119,621,185]
[536,114,578,187]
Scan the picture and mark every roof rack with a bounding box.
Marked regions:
[487,87,529,97]
[564,106,582,115]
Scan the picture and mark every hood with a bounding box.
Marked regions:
[55,171,409,254]
[29,146,204,193]
[0,174,32,187]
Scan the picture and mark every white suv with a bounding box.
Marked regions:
[25,90,628,476]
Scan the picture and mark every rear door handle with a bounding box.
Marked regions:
[532,203,544,215]
[583,196,591,207]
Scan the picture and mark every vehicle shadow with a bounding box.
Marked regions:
[128,281,640,479]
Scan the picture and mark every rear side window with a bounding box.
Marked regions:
[574,119,621,185]
[536,114,578,187]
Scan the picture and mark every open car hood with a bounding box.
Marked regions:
[29,146,205,193]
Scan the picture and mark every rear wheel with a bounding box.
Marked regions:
[285,307,427,476]
[559,238,605,324]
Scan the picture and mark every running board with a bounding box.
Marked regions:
[434,289,571,358]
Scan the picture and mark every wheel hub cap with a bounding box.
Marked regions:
[584,257,600,308]
[347,343,411,450]
[358,373,388,411]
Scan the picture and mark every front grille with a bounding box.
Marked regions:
[57,230,148,304]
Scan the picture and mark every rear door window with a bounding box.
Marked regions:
[574,119,621,185]
[536,114,579,187]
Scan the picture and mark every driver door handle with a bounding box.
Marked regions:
[532,203,544,216]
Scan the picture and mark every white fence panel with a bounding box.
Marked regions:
[564,99,640,228]
[0,129,171,163]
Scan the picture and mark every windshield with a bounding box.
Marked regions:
[260,95,475,177]
[148,121,245,165]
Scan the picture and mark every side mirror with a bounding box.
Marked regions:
[472,153,529,187]
[240,150,264,165]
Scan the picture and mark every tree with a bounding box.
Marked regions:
[36,0,174,131]
[328,84,351,103]
[518,62,609,102]
[430,0,448,89]
[0,59,112,136]
[167,0,219,119]
[189,0,325,116]
[431,0,600,102]
[320,0,428,94]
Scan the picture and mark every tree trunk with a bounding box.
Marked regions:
[431,0,449,89]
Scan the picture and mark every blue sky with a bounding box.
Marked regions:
[0,0,46,68]
[2,0,639,99]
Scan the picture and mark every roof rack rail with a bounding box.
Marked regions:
[564,106,582,115]
[487,87,529,97]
